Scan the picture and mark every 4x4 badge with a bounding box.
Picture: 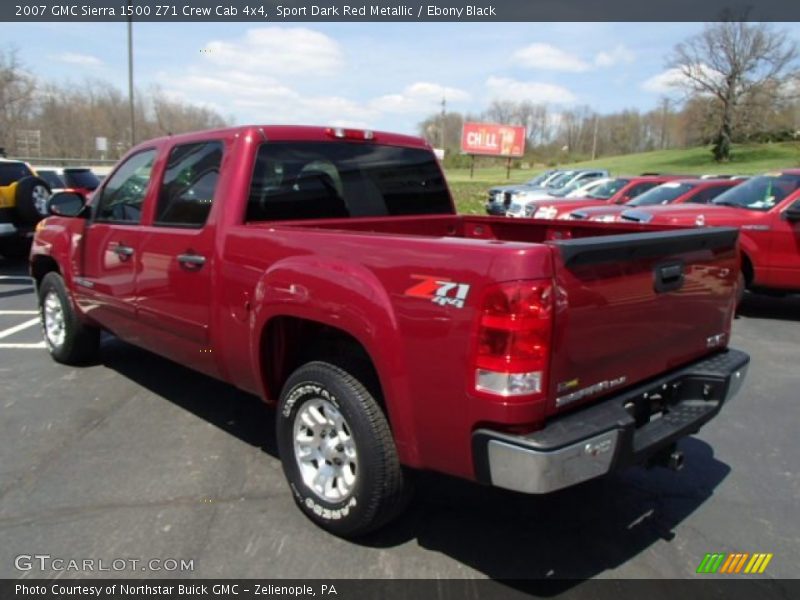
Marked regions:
[405,275,470,309]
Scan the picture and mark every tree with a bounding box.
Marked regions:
[669,20,799,162]
[0,48,36,155]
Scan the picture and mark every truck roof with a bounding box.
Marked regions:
[131,125,430,152]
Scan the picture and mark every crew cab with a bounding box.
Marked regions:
[620,170,800,297]
[30,125,749,537]
[522,175,675,220]
[569,178,742,223]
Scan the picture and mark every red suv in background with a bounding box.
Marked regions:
[530,175,679,220]
[569,178,743,222]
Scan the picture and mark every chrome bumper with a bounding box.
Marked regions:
[473,348,750,494]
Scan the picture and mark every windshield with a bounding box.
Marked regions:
[64,169,101,190]
[525,172,552,187]
[588,178,630,199]
[551,178,590,197]
[628,182,694,206]
[0,162,33,186]
[712,174,800,211]
[546,172,575,189]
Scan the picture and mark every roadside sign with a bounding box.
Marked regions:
[460,122,526,157]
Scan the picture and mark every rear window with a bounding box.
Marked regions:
[627,182,694,206]
[0,162,33,186]
[64,169,100,190]
[247,142,451,221]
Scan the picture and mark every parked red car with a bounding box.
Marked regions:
[530,175,679,219]
[569,178,743,222]
[30,125,749,536]
[620,170,800,297]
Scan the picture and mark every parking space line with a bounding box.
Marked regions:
[0,310,38,315]
[0,318,40,340]
[0,342,45,349]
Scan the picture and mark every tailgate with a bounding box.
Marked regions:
[546,227,739,415]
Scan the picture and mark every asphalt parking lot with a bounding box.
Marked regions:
[0,254,798,586]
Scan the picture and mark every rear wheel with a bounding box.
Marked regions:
[38,272,100,364]
[15,176,52,225]
[276,361,407,537]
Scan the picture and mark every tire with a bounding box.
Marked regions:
[38,272,100,364]
[276,361,407,537]
[0,237,31,259]
[15,176,51,225]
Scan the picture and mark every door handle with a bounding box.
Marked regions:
[177,253,206,269]
[113,243,134,260]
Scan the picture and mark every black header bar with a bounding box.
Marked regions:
[4,0,800,22]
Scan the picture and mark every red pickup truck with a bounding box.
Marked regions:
[568,178,741,223]
[30,125,749,537]
[620,170,800,298]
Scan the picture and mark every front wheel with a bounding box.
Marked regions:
[38,272,100,364]
[276,361,407,538]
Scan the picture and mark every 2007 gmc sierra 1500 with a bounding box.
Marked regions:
[30,125,750,537]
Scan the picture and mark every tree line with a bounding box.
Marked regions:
[420,21,800,164]
[0,48,229,161]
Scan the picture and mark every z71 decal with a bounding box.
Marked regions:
[405,275,471,309]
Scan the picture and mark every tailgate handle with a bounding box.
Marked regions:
[654,262,685,293]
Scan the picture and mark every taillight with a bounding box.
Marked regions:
[472,281,553,399]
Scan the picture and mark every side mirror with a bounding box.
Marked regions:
[783,207,800,222]
[48,191,86,218]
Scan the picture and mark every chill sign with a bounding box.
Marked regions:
[461,122,526,157]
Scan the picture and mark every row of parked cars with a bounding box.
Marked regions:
[485,168,800,300]
[0,159,102,257]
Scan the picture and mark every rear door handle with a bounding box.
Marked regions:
[113,243,134,260]
[177,253,206,269]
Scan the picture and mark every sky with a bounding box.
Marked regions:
[4,21,800,135]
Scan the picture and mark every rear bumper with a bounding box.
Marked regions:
[472,348,750,494]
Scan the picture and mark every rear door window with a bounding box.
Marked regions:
[155,141,223,227]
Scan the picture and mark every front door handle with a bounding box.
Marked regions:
[177,253,206,269]
[113,243,134,260]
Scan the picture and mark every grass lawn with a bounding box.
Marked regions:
[446,142,800,214]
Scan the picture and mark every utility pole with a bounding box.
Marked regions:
[440,96,446,151]
[127,2,136,146]
[591,115,599,160]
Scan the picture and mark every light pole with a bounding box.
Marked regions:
[127,2,136,146]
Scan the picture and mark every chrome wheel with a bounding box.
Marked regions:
[33,185,51,216]
[293,398,358,502]
[43,291,66,349]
